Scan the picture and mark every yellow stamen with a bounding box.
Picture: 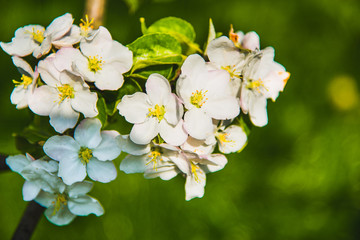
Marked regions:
[79,147,93,164]
[191,162,200,182]
[148,104,166,121]
[57,84,75,103]
[88,55,103,73]
[221,65,241,79]
[146,150,162,170]
[30,27,44,43]
[52,193,67,216]
[12,74,33,89]
[216,132,234,146]
[80,14,94,37]
[190,90,208,108]
[247,79,268,93]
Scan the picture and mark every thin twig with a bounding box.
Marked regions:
[0,154,10,172]
[84,0,107,28]
[12,201,45,240]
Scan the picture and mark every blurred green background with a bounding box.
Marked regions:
[1,0,360,239]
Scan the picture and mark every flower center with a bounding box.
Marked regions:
[146,150,162,170]
[216,132,234,146]
[79,147,93,164]
[148,104,166,121]
[80,14,94,37]
[57,84,75,103]
[88,55,103,73]
[190,90,208,108]
[52,193,67,216]
[190,162,201,182]
[221,65,241,79]
[246,79,267,93]
[30,27,44,44]
[12,74,33,89]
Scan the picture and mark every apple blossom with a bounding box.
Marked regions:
[43,118,120,185]
[176,54,240,140]
[0,13,74,58]
[72,26,133,90]
[10,56,38,109]
[118,73,187,145]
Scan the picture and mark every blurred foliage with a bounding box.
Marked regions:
[1,0,360,239]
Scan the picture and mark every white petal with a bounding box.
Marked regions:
[117,92,151,124]
[164,94,183,126]
[93,131,121,161]
[58,156,87,185]
[242,31,260,51]
[203,97,240,120]
[130,118,159,145]
[71,90,98,118]
[54,47,83,72]
[249,96,268,127]
[74,118,102,149]
[207,36,245,67]
[144,165,179,180]
[28,85,58,116]
[180,54,208,83]
[12,56,34,76]
[104,40,133,73]
[120,154,148,174]
[204,154,228,172]
[185,170,206,201]
[33,37,52,58]
[117,135,150,156]
[44,205,76,226]
[184,108,213,140]
[43,135,80,161]
[181,137,215,155]
[38,54,61,87]
[0,37,37,57]
[49,100,79,133]
[52,25,81,47]
[93,64,124,91]
[80,26,112,56]
[68,195,104,216]
[67,181,93,198]
[35,191,55,208]
[45,13,73,40]
[87,158,117,183]
[22,181,41,201]
[6,154,32,174]
[159,120,187,146]
[145,73,171,105]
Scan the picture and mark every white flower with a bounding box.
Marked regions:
[240,47,290,127]
[35,180,104,226]
[119,135,182,180]
[28,54,98,133]
[176,54,240,140]
[207,36,246,97]
[0,13,74,58]
[72,26,133,90]
[118,73,187,145]
[43,118,120,185]
[10,56,38,109]
[214,125,247,154]
[6,154,64,201]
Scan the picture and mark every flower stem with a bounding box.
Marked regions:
[84,0,107,28]
[12,201,45,240]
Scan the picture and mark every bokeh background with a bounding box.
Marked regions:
[1,0,360,239]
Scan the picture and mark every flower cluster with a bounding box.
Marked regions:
[2,14,289,225]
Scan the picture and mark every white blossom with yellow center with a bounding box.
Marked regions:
[73,26,133,90]
[118,73,187,145]
[0,13,74,58]
[240,47,290,127]
[28,54,98,133]
[10,56,38,109]
[176,54,240,140]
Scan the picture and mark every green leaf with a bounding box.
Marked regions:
[97,96,108,127]
[130,64,176,81]
[144,17,201,55]
[204,18,216,56]
[127,33,184,72]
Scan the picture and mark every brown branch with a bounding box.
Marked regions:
[12,201,45,240]
[0,154,10,172]
[84,0,107,28]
